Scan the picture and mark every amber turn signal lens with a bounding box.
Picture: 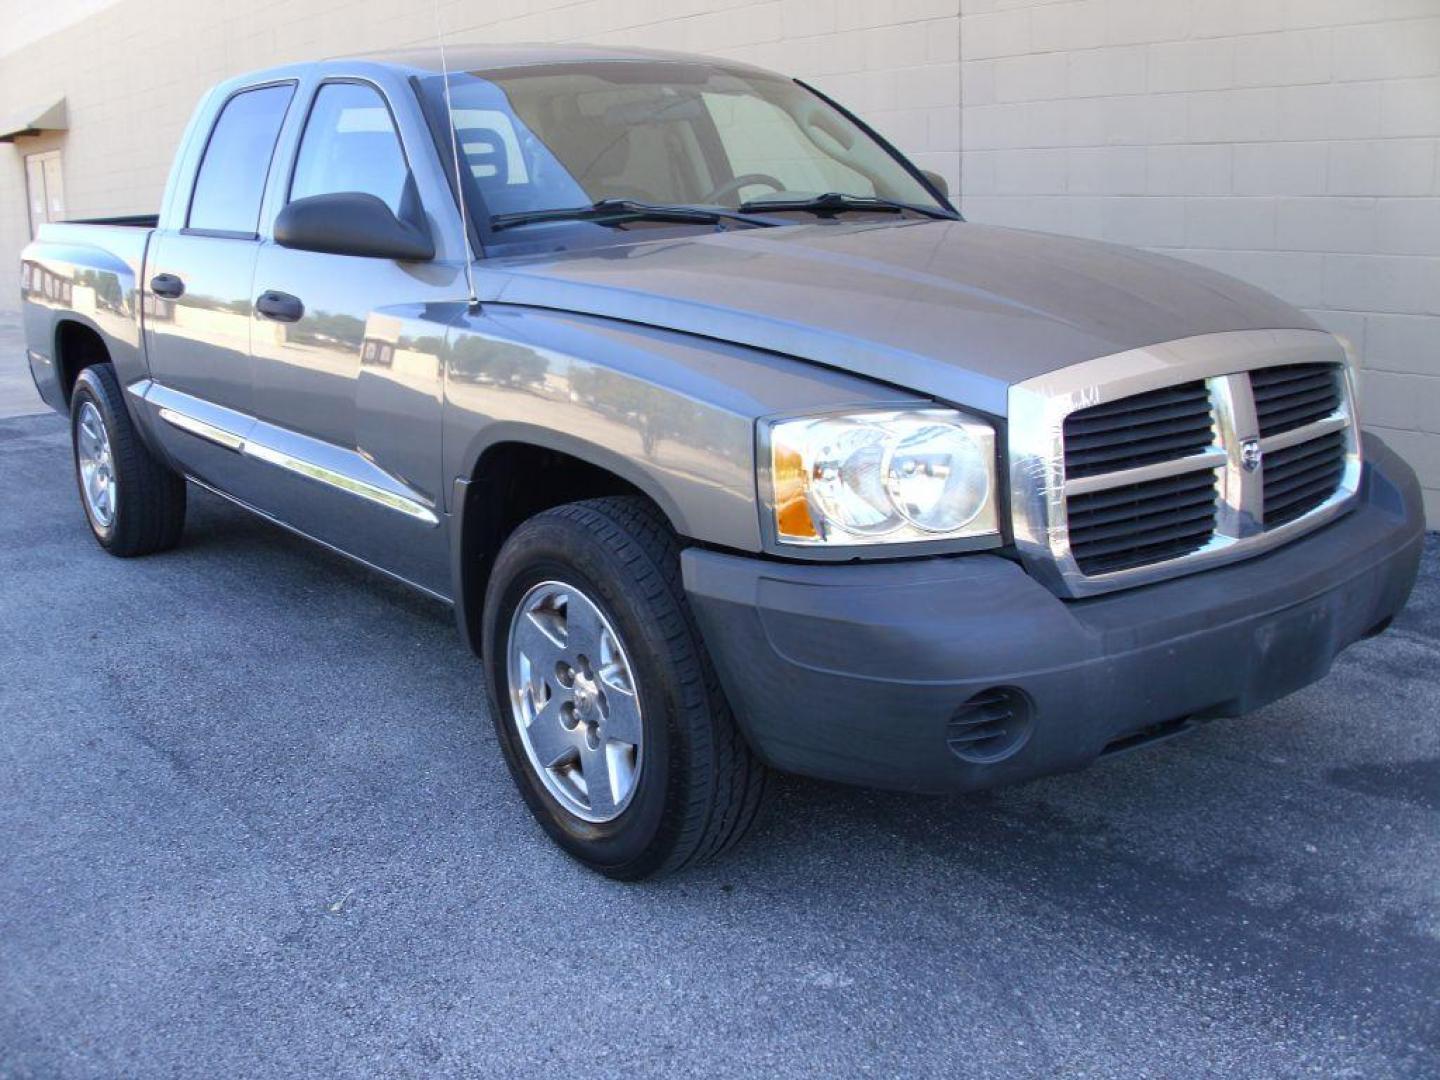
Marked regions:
[771,441,819,540]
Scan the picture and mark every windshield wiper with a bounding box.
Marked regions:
[738,191,957,221]
[490,199,776,233]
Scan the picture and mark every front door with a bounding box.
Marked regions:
[247,79,452,594]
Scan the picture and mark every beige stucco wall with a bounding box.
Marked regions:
[959,0,1440,524]
[1,0,1436,521]
[0,0,962,304]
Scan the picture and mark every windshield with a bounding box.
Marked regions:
[416,61,948,249]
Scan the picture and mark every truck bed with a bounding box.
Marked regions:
[67,214,160,228]
[21,219,155,412]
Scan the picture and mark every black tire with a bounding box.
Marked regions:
[70,364,187,557]
[482,496,770,880]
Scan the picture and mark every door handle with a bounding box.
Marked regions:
[149,273,185,299]
[255,290,304,323]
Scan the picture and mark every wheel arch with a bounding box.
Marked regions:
[53,317,112,407]
[450,431,689,657]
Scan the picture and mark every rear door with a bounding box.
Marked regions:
[143,81,295,482]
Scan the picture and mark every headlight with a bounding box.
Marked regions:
[764,408,999,547]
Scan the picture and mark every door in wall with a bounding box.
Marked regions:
[25,150,65,238]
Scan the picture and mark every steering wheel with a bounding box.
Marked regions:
[702,172,786,206]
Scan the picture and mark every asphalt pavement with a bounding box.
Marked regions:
[1,403,1437,1079]
[0,311,45,419]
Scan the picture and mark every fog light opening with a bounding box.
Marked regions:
[947,687,1034,765]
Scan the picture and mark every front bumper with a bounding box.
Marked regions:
[682,434,1425,793]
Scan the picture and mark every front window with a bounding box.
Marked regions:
[416,61,947,251]
[291,82,410,213]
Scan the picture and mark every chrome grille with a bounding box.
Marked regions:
[1063,381,1215,478]
[1067,470,1220,575]
[1009,330,1363,599]
[1264,428,1347,527]
[1252,363,1341,437]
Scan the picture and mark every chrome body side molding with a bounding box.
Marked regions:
[241,441,439,524]
[1008,329,1362,599]
[156,406,246,451]
[131,379,441,527]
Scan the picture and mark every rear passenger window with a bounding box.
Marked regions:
[289,83,410,213]
[188,83,295,235]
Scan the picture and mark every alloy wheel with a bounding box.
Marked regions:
[76,401,117,528]
[506,580,644,822]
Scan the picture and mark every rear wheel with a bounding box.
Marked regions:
[70,364,186,556]
[482,496,770,880]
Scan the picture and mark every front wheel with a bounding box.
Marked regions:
[482,497,770,880]
[70,364,187,556]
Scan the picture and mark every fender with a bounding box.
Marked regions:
[440,302,910,556]
[446,426,693,657]
[438,311,914,654]
[454,421,694,536]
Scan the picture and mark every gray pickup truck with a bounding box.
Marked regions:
[21,45,1425,879]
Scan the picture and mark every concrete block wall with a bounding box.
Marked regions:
[960,0,1440,524]
[3,0,1437,521]
[0,0,961,302]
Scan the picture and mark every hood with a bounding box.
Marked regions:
[480,220,1318,417]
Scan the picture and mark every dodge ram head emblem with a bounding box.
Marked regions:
[1240,438,1263,472]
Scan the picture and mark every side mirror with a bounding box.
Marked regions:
[921,169,950,199]
[274,192,435,261]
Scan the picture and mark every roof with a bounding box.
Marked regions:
[335,42,775,78]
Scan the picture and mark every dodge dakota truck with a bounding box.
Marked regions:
[21,45,1425,879]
